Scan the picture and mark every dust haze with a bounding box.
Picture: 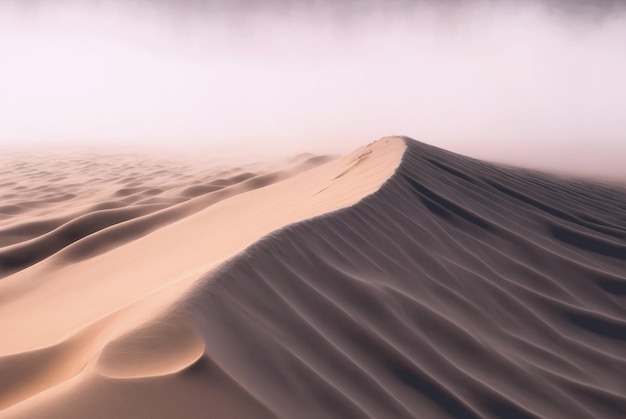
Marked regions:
[1,0,625,178]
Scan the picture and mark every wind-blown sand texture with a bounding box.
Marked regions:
[1,137,625,418]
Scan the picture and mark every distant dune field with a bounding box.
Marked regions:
[0,137,625,418]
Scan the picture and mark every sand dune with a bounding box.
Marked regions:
[0,152,337,277]
[1,138,625,418]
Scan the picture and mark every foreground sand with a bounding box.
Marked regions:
[1,137,625,418]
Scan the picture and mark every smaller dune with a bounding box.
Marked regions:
[96,316,205,379]
[0,151,338,277]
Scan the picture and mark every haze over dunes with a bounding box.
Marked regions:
[2,0,626,178]
[0,137,625,418]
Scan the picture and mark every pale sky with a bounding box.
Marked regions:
[1,0,625,177]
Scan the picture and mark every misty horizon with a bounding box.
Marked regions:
[1,0,625,178]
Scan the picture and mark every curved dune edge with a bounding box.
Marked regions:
[0,138,405,415]
[0,271,203,411]
[95,316,206,379]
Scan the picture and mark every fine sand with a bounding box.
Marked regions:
[0,137,625,418]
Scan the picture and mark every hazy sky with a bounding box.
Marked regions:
[1,0,625,176]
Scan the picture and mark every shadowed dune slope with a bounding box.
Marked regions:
[184,138,625,418]
[2,138,626,418]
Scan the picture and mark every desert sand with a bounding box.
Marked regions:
[0,137,625,418]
